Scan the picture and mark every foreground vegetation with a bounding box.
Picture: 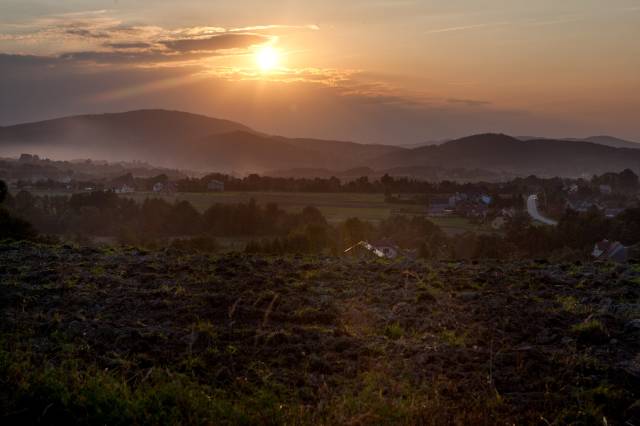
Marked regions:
[1,241,639,424]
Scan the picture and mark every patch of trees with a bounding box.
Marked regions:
[0,180,36,240]
[178,173,506,194]
[5,189,335,247]
[591,169,639,193]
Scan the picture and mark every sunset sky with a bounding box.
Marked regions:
[1,0,639,144]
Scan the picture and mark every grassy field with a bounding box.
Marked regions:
[2,242,638,424]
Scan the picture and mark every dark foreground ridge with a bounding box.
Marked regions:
[1,241,639,424]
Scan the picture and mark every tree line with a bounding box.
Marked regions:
[2,180,640,261]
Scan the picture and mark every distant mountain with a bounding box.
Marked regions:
[2,111,638,177]
[0,110,253,166]
[0,110,403,172]
[372,133,640,177]
[400,139,450,149]
[518,135,640,150]
[178,132,403,172]
[578,136,640,150]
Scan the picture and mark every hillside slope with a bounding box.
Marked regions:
[0,110,403,172]
[1,242,639,424]
[373,133,640,177]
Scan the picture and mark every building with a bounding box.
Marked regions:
[604,208,624,218]
[455,201,489,218]
[115,184,135,194]
[344,240,400,259]
[592,239,628,263]
[152,182,164,192]
[479,195,493,205]
[599,185,613,195]
[428,196,453,216]
[207,179,225,192]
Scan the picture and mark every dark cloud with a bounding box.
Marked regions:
[58,49,218,64]
[65,28,110,39]
[106,42,153,49]
[447,98,491,107]
[161,33,269,52]
[59,50,162,64]
[0,53,57,67]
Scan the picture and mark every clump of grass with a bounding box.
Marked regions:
[571,319,608,344]
[557,384,628,424]
[0,345,292,426]
[555,295,591,315]
[384,322,405,340]
[439,329,467,347]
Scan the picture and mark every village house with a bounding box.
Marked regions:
[564,183,579,194]
[344,239,400,259]
[599,184,613,195]
[427,196,453,216]
[566,199,602,213]
[115,184,135,194]
[592,239,628,263]
[152,182,164,192]
[604,208,625,218]
[207,179,225,192]
[455,200,489,218]
[479,194,493,205]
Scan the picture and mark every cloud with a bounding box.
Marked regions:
[425,22,510,34]
[65,28,110,39]
[160,33,271,52]
[447,98,491,107]
[106,42,153,49]
[229,24,320,32]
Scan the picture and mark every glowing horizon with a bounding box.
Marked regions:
[0,0,639,144]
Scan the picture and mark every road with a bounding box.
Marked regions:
[527,194,558,226]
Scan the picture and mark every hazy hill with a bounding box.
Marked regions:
[0,110,253,166]
[518,135,640,150]
[2,111,639,177]
[577,136,640,150]
[372,133,640,177]
[0,110,403,172]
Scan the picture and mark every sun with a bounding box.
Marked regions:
[256,46,279,72]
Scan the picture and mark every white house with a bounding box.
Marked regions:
[592,239,628,263]
[344,240,400,259]
[207,180,225,192]
[599,185,613,195]
[115,184,135,194]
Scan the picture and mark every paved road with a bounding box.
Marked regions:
[527,194,558,226]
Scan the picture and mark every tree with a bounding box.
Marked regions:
[619,169,639,191]
[0,180,7,203]
[0,180,36,240]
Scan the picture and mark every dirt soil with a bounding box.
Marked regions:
[1,241,639,424]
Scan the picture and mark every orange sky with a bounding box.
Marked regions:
[1,0,639,143]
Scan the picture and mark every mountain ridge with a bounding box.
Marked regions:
[1,110,639,177]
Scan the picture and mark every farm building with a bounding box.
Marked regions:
[207,180,225,192]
